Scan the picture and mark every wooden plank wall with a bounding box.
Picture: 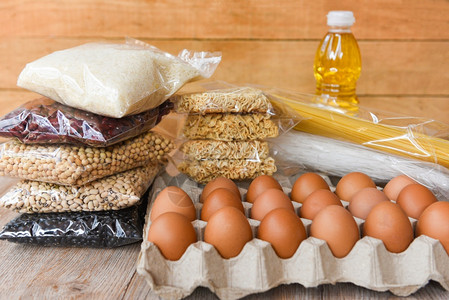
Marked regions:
[1,0,448,122]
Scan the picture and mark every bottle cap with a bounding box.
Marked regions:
[327,11,356,27]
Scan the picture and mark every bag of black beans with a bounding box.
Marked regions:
[0,189,150,248]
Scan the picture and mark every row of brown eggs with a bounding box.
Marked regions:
[147,172,449,261]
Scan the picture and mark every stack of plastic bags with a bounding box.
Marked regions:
[174,87,280,183]
[0,39,221,247]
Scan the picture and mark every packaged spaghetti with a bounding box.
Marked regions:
[0,165,160,214]
[0,194,149,248]
[17,38,221,118]
[0,131,173,186]
[0,98,172,147]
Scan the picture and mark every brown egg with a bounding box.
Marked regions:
[150,186,196,221]
[396,184,437,219]
[383,175,417,201]
[246,175,282,203]
[416,201,449,254]
[291,172,330,203]
[258,208,307,259]
[204,206,253,259]
[335,172,376,202]
[300,189,342,220]
[201,188,244,221]
[363,201,414,253]
[148,212,197,261]
[348,187,389,219]
[200,176,241,203]
[310,205,359,258]
[251,188,294,221]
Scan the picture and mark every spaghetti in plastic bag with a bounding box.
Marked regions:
[256,86,449,200]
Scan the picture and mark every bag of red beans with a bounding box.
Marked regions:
[0,97,173,147]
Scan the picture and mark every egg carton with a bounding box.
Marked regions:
[137,172,449,299]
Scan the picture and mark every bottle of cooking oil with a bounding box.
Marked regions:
[313,11,361,111]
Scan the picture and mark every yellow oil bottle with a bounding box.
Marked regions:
[314,11,361,111]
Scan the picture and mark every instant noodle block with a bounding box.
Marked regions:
[178,157,276,184]
[0,131,173,186]
[0,165,160,213]
[180,140,269,161]
[175,87,273,114]
[137,172,449,299]
[183,113,279,141]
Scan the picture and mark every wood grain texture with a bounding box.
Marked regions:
[1,0,449,40]
[1,91,448,124]
[2,38,449,96]
[0,0,449,299]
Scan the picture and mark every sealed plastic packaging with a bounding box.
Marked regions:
[137,171,449,299]
[274,131,449,202]
[17,38,221,118]
[0,193,149,248]
[171,84,302,183]
[174,87,273,114]
[178,157,276,184]
[181,140,269,161]
[263,86,449,169]
[0,97,172,147]
[0,131,173,186]
[183,113,279,141]
[174,85,301,141]
[254,86,449,200]
[0,165,160,213]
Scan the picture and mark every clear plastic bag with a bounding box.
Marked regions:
[0,97,172,147]
[180,140,269,161]
[274,131,449,201]
[255,86,449,201]
[174,86,274,115]
[0,165,160,214]
[177,157,277,184]
[17,38,222,118]
[0,131,173,186]
[173,84,302,141]
[0,194,149,248]
[169,83,302,183]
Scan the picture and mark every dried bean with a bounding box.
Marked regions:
[0,194,149,248]
[0,98,173,147]
[0,131,173,186]
[0,165,160,213]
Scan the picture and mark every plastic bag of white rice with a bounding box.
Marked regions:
[17,38,221,118]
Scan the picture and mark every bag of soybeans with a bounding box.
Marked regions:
[0,131,173,186]
[17,38,221,118]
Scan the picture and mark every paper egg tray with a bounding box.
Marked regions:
[137,172,449,299]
